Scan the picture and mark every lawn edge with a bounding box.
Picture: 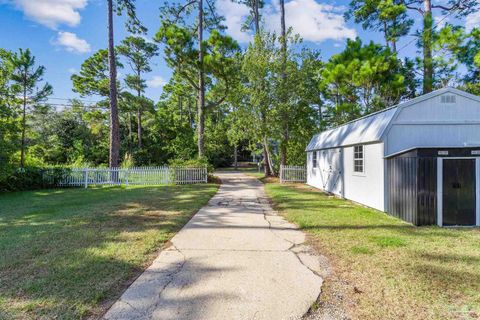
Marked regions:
[93,182,220,320]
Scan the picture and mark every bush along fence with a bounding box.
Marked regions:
[279,165,306,183]
[1,167,70,192]
[42,166,208,188]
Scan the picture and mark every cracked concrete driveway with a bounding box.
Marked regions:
[104,172,324,320]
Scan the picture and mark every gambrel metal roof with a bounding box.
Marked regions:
[306,106,397,151]
[306,87,480,152]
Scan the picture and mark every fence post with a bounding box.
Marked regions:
[204,167,207,183]
[125,169,129,187]
[84,169,88,189]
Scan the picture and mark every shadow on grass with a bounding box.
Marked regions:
[266,183,480,316]
[0,184,218,319]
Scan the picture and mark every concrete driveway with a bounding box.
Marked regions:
[104,172,324,320]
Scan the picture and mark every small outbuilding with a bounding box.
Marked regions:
[306,87,480,226]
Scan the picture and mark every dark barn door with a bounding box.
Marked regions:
[443,159,476,226]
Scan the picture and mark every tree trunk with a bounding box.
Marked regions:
[108,0,120,167]
[137,100,142,148]
[280,129,288,166]
[197,0,206,158]
[392,19,397,52]
[234,144,238,169]
[280,0,286,51]
[263,144,271,176]
[20,84,27,168]
[263,136,275,176]
[383,21,390,49]
[253,0,260,35]
[137,71,143,149]
[279,0,288,167]
[188,97,194,128]
[128,111,133,154]
[422,0,433,93]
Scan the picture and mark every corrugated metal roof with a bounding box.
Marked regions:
[306,106,398,151]
[306,87,480,152]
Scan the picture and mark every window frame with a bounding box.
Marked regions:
[353,145,365,174]
[312,151,318,168]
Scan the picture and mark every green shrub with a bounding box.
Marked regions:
[121,153,135,169]
[167,158,213,183]
[168,157,213,173]
[0,167,71,192]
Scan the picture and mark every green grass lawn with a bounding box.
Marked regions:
[0,184,218,319]
[265,182,480,320]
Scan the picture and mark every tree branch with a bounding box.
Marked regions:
[175,56,199,90]
[175,0,197,22]
[405,4,424,14]
[431,4,455,10]
[179,70,199,90]
[205,0,222,26]
[206,75,229,109]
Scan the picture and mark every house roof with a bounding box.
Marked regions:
[306,106,397,151]
[306,87,480,152]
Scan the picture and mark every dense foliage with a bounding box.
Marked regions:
[0,0,479,183]
[0,167,71,192]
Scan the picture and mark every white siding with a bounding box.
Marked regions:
[307,143,385,211]
[343,143,385,211]
[307,148,343,196]
[306,88,480,215]
[385,93,480,156]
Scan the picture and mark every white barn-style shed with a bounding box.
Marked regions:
[306,87,480,226]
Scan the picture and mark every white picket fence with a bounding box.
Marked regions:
[280,165,306,183]
[44,166,208,188]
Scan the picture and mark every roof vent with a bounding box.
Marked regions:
[441,94,456,103]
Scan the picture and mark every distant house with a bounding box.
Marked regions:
[306,87,480,226]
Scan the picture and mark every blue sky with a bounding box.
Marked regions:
[0,0,476,106]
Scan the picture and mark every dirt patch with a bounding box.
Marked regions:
[259,176,279,184]
[302,239,353,320]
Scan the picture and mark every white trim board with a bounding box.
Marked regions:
[437,157,480,227]
[437,158,443,227]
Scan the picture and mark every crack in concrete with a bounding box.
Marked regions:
[257,187,325,319]
[105,173,325,320]
[122,299,149,320]
[263,209,322,278]
[146,244,187,320]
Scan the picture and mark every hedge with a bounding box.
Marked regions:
[0,167,71,192]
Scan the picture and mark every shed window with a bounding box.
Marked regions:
[353,145,364,173]
[312,151,318,168]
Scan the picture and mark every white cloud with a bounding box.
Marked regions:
[217,0,356,43]
[147,76,167,88]
[263,0,356,43]
[13,0,87,29]
[466,11,480,32]
[217,0,252,43]
[55,31,91,54]
[68,67,77,73]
